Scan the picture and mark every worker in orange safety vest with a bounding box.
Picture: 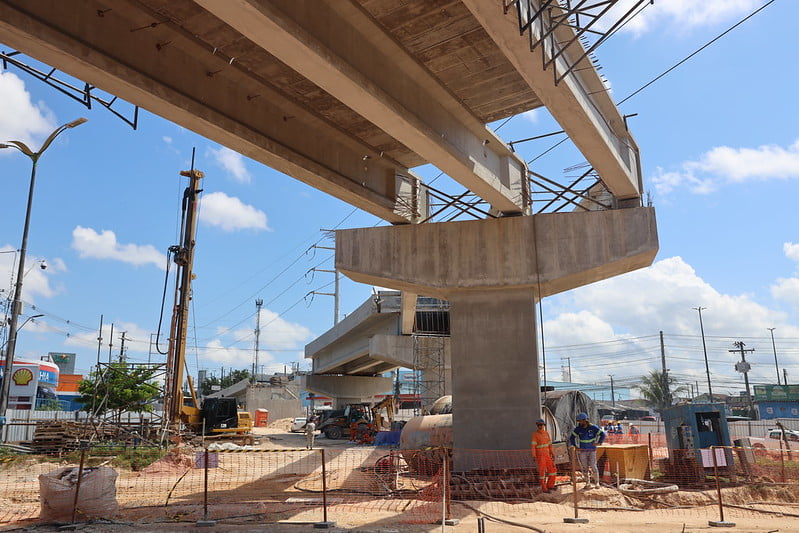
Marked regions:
[531,418,557,493]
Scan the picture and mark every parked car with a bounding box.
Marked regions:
[640,416,658,422]
[768,428,799,442]
[745,428,799,451]
[290,417,309,433]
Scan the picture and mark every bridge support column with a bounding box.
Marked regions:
[336,208,658,469]
[449,288,540,469]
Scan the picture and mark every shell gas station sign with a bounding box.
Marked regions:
[0,359,60,410]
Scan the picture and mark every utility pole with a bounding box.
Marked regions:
[609,375,615,407]
[784,368,789,385]
[767,328,781,385]
[253,299,263,383]
[693,307,713,401]
[309,265,340,325]
[310,237,340,325]
[659,331,671,407]
[118,331,127,362]
[95,315,103,368]
[108,323,114,364]
[730,341,755,418]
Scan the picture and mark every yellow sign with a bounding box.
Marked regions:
[12,367,34,386]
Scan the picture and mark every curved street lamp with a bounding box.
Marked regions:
[0,118,87,429]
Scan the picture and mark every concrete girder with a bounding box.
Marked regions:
[306,295,401,375]
[301,374,393,407]
[0,0,422,224]
[197,0,530,215]
[463,1,642,200]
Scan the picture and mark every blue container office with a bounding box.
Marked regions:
[661,403,733,482]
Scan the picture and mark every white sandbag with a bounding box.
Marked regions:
[39,466,118,522]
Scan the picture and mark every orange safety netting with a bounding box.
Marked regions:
[0,441,798,528]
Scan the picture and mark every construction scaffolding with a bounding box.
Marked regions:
[411,296,451,415]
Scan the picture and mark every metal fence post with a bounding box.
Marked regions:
[70,446,87,524]
[196,448,215,527]
[314,448,335,529]
[709,446,734,528]
[780,440,786,483]
[563,447,588,524]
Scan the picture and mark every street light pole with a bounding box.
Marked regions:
[0,118,87,428]
[767,327,781,386]
[609,374,615,407]
[0,314,44,351]
[693,306,713,401]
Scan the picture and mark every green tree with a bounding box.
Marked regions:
[198,369,251,396]
[635,370,687,412]
[77,363,160,415]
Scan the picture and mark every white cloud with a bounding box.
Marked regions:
[0,72,57,149]
[71,226,167,269]
[771,277,799,306]
[608,0,762,36]
[200,308,311,366]
[258,308,312,346]
[785,243,799,263]
[0,245,58,301]
[200,192,269,232]
[64,321,155,361]
[162,136,173,144]
[771,243,799,307]
[544,256,799,391]
[651,140,799,195]
[520,110,540,124]
[208,146,252,184]
[561,256,783,336]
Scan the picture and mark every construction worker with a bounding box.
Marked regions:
[531,418,557,493]
[628,423,640,444]
[568,412,605,489]
[304,417,316,450]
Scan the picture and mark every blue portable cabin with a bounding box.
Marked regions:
[661,403,733,480]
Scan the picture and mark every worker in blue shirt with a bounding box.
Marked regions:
[568,412,606,488]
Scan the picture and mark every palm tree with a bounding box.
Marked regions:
[635,370,687,412]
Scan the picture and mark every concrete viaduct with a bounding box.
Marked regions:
[0,1,658,460]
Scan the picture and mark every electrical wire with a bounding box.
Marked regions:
[617,0,777,106]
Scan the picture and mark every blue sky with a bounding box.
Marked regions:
[1,1,797,397]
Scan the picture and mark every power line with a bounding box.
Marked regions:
[618,1,776,105]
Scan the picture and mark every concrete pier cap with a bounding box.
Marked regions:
[336,207,657,467]
[336,208,658,299]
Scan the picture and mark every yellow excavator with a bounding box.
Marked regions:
[371,395,396,430]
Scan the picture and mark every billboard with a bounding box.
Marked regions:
[49,352,76,374]
[753,384,799,402]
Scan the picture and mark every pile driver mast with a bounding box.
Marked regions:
[163,166,204,433]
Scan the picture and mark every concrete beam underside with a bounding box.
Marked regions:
[335,208,658,457]
[197,0,529,214]
[301,375,393,408]
[463,0,642,199]
[0,1,419,224]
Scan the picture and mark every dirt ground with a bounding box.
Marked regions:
[4,423,799,533]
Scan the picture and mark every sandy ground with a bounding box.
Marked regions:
[3,422,799,532]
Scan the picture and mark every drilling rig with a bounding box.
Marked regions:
[161,164,252,443]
